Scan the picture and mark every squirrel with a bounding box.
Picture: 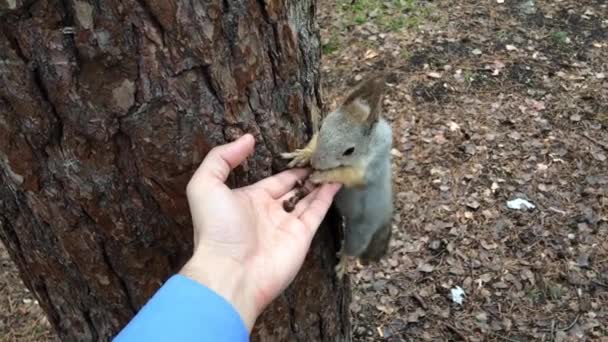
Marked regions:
[281,74,393,279]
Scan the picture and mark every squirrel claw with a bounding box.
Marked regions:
[281,134,318,168]
[281,150,311,168]
[335,258,348,280]
[335,247,348,280]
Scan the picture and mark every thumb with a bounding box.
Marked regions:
[192,134,255,186]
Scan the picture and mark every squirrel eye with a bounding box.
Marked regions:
[343,147,355,156]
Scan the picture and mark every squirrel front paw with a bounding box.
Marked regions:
[281,148,312,168]
[281,134,318,168]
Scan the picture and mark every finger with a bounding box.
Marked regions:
[256,168,310,198]
[279,186,315,214]
[191,134,255,186]
[290,187,321,217]
[278,188,300,205]
[298,183,342,233]
[276,177,316,205]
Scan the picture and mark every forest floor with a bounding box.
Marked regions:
[0,242,54,341]
[318,0,608,341]
[2,0,607,341]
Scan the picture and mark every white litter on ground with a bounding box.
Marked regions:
[450,286,466,305]
[507,198,535,210]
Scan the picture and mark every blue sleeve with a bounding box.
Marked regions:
[113,274,249,342]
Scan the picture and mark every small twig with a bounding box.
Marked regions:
[547,207,567,215]
[7,294,14,313]
[558,313,580,332]
[542,313,582,333]
[491,333,524,342]
[440,322,469,341]
[581,133,608,151]
[591,279,608,288]
[411,293,427,310]
[595,257,608,264]
[525,238,543,251]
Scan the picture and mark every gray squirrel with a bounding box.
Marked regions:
[281,74,393,278]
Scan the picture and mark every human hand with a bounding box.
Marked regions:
[179,134,341,331]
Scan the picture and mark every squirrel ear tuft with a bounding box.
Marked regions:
[341,73,387,125]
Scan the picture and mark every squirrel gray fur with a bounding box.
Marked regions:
[281,74,393,278]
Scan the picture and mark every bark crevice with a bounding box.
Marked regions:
[99,240,137,314]
[32,66,63,149]
[133,0,166,45]
[199,65,224,105]
[82,309,100,342]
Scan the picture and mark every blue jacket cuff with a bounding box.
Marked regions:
[114,274,249,342]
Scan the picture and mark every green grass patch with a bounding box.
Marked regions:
[526,288,544,304]
[551,31,570,46]
[339,0,433,32]
[354,14,367,25]
[548,285,562,301]
[322,34,341,55]
[463,70,475,86]
[399,50,411,60]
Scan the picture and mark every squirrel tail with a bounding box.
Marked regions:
[359,223,392,264]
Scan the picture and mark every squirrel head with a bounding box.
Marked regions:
[311,73,387,170]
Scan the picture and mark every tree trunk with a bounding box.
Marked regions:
[0,0,350,341]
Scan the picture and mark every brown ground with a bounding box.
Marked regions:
[1,0,607,341]
[0,241,55,342]
[319,0,608,341]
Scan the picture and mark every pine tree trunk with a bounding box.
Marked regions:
[0,0,350,340]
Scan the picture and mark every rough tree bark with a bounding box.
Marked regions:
[0,0,350,341]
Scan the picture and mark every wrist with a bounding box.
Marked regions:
[179,251,258,331]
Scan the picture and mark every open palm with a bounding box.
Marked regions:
[181,134,340,331]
